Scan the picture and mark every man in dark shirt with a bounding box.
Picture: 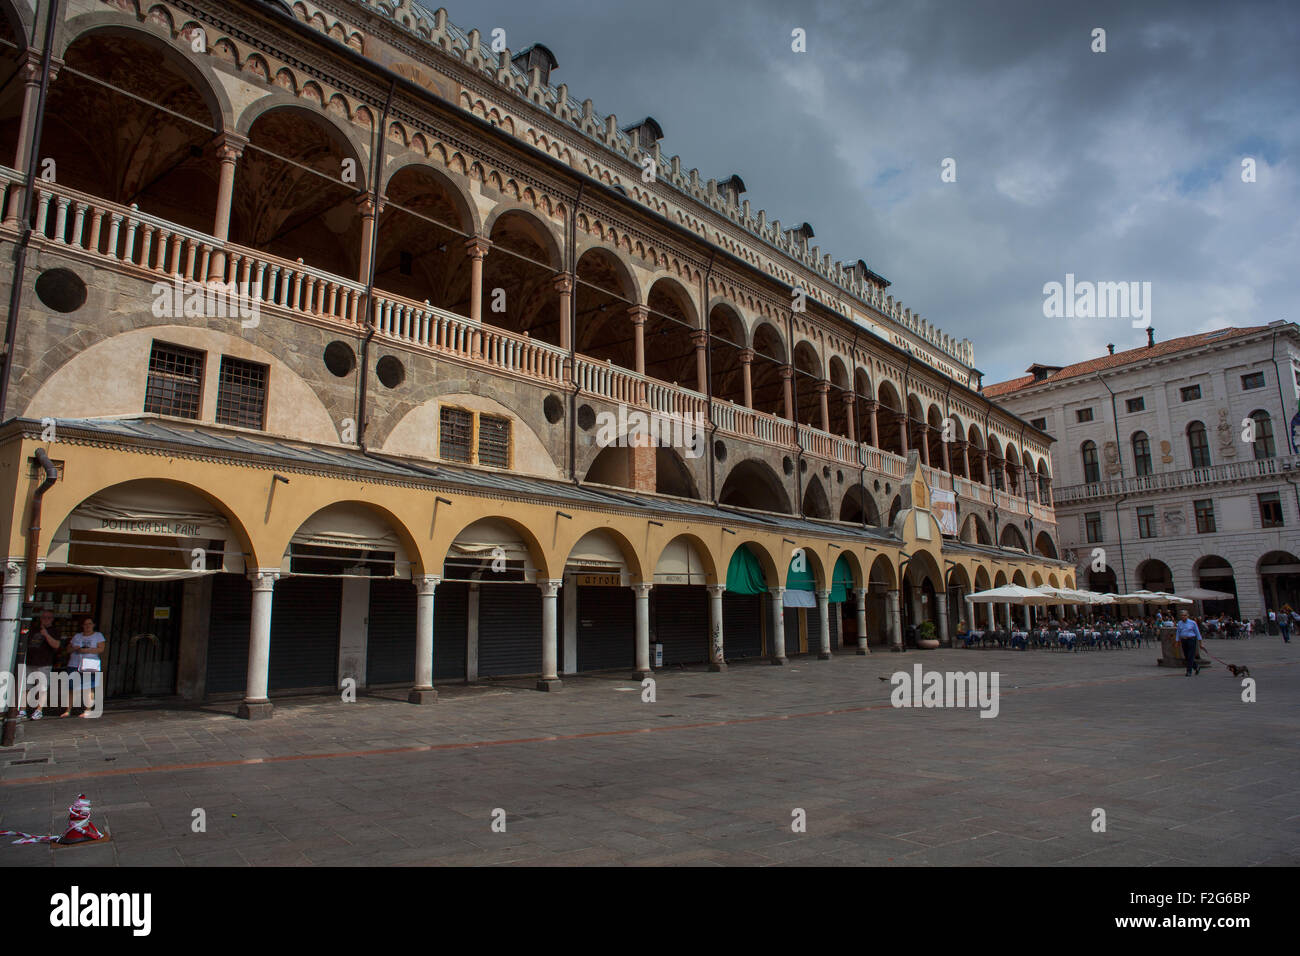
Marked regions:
[19,610,62,719]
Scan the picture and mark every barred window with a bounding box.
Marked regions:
[1259,493,1284,529]
[215,357,268,429]
[144,342,204,419]
[1084,512,1103,543]
[1194,499,1216,534]
[440,406,473,462]
[1137,506,1157,539]
[477,414,511,468]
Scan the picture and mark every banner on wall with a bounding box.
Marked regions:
[930,488,958,536]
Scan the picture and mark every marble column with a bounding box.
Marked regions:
[239,570,279,720]
[769,587,787,663]
[691,329,709,394]
[537,579,563,691]
[409,575,439,703]
[888,590,903,651]
[739,348,754,409]
[633,583,652,678]
[936,592,950,646]
[553,274,573,351]
[707,584,726,672]
[854,587,869,654]
[816,589,832,659]
[843,391,857,442]
[780,366,795,421]
[628,305,649,376]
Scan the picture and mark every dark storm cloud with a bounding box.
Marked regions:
[420,0,1300,382]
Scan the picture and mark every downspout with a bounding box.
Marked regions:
[787,304,803,515]
[355,79,396,453]
[851,327,868,529]
[1267,326,1300,517]
[0,0,60,421]
[567,182,584,484]
[1097,370,1129,588]
[2,447,58,747]
[701,252,716,502]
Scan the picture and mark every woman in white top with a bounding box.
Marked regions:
[65,617,106,718]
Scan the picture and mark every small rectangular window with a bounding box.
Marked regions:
[1259,492,1284,528]
[1241,371,1266,390]
[1137,506,1157,539]
[1125,396,1145,413]
[477,414,511,468]
[1030,417,1047,430]
[1194,499,1216,534]
[215,357,268,429]
[1180,384,1201,402]
[1075,407,1094,423]
[1085,512,1103,543]
[439,406,473,463]
[144,342,204,419]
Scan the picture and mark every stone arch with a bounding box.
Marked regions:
[708,302,747,406]
[649,532,720,585]
[645,276,701,387]
[560,526,646,582]
[999,523,1028,551]
[960,512,992,545]
[1034,530,1058,559]
[483,206,564,344]
[1137,558,1174,593]
[234,95,371,186]
[727,539,781,588]
[275,499,427,576]
[792,340,823,429]
[437,512,554,581]
[719,459,791,514]
[374,163,476,314]
[750,321,788,418]
[575,245,641,370]
[801,474,831,519]
[877,381,904,455]
[838,485,881,525]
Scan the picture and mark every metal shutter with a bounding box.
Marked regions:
[652,585,708,666]
[829,603,840,649]
[106,579,183,698]
[478,582,542,677]
[784,606,803,654]
[722,592,762,660]
[366,579,416,685]
[577,585,634,672]
[206,573,252,695]
[267,577,340,692]
[434,581,468,681]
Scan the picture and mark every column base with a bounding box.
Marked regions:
[535,677,564,692]
[633,669,651,680]
[408,686,439,704]
[856,645,869,655]
[237,699,273,720]
[890,644,905,653]
[709,661,727,672]
[817,652,832,660]
[770,656,787,665]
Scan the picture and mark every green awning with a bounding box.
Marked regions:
[785,554,815,592]
[829,554,854,603]
[725,544,767,595]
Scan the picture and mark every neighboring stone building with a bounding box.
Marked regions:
[0,0,1065,718]
[988,324,1300,622]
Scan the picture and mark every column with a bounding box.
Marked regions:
[936,593,950,646]
[1023,605,1032,630]
[707,584,726,672]
[816,589,832,659]
[780,366,795,421]
[940,430,952,474]
[843,392,856,442]
[627,305,649,377]
[865,400,879,447]
[207,134,246,281]
[898,411,909,456]
[466,237,491,323]
[816,382,831,433]
[768,587,787,663]
[409,575,439,703]
[5,56,61,226]
[691,329,709,394]
[0,561,24,694]
[961,441,971,479]
[919,425,931,466]
[553,275,573,351]
[238,570,279,719]
[981,451,993,489]
[537,580,563,691]
[854,587,869,655]
[633,583,652,678]
[739,349,754,409]
[888,589,903,651]
[356,196,380,283]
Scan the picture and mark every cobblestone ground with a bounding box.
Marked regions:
[1,637,1296,866]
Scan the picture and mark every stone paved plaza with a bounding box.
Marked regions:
[1,637,1296,867]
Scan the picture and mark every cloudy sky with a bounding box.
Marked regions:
[421,0,1299,384]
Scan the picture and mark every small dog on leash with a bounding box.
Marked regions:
[1225,664,1251,678]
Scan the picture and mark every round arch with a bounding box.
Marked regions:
[719,459,791,514]
[275,499,426,577]
[560,526,646,582]
[649,532,720,585]
[438,513,554,581]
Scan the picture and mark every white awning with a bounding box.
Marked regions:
[653,538,708,585]
[285,502,410,578]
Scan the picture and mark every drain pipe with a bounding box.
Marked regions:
[0,0,60,421]
[851,327,868,529]
[2,447,58,747]
[567,182,584,484]
[787,304,803,514]
[355,78,396,453]
[701,252,716,502]
[1097,370,1129,588]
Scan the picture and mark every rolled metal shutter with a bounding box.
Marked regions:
[577,585,634,672]
[366,579,416,685]
[722,592,762,659]
[784,606,802,654]
[268,577,340,693]
[653,585,708,666]
[828,603,840,648]
[478,582,542,677]
[206,573,252,695]
[434,581,468,681]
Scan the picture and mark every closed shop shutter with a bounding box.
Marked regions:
[653,585,707,666]
[106,578,183,698]
[722,592,762,659]
[829,604,840,648]
[478,582,542,677]
[268,577,340,692]
[577,585,634,672]
[784,607,803,654]
[206,573,251,695]
[434,581,468,681]
[366,579,416,686]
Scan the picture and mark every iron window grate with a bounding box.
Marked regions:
[215,357,268,429]
[478,414,511,468]
[440,406,473,462]
[144,342,204,419]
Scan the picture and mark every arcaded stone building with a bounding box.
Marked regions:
[0,0,1065,717]
[989,325,1300,623]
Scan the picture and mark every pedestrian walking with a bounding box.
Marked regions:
[1281,605,1294,644]
[1176,609,1203,676]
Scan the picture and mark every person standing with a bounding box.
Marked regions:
[1176,609,1203,676]
[1280,605,1294,644]
[17,610,62,720]
[66,617,106,718]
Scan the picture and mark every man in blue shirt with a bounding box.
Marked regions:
[1175,610,1203,676]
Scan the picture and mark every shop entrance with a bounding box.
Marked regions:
[105,579,184,698]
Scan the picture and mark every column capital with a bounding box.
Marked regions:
[852,587,868,599]
[552,273,573,294]
[354,193,385,217]
[465,236,492,259]
[779,365,794,382]
[738,348,755,364]
[814,380,831,395]
[841,390,857,406]
[769,586,785,597]
[21,51,62,86]
[538,579,563,598]
[248,569,280,590]
[861,399,879,412]
[706,583,726,597]
[816,589,830,600]
[690,328,709,347]
[631,582,653,598]
[626,304,649,325]
[414,574,440,595]
[210,131,248,161]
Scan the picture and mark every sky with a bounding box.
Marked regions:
[418,0,1300,385]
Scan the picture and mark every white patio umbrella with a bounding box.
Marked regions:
[1176,587,1235,601]
[1114,590,1191,606]
[966,584,1055,630]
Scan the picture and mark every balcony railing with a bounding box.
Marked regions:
[3,171,1055,522]
[1055,453,1300,503]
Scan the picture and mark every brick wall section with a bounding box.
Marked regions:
[630,443,656,492]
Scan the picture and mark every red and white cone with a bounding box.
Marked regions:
[56,794,106,845]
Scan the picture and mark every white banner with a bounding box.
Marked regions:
[930,488,958,536]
